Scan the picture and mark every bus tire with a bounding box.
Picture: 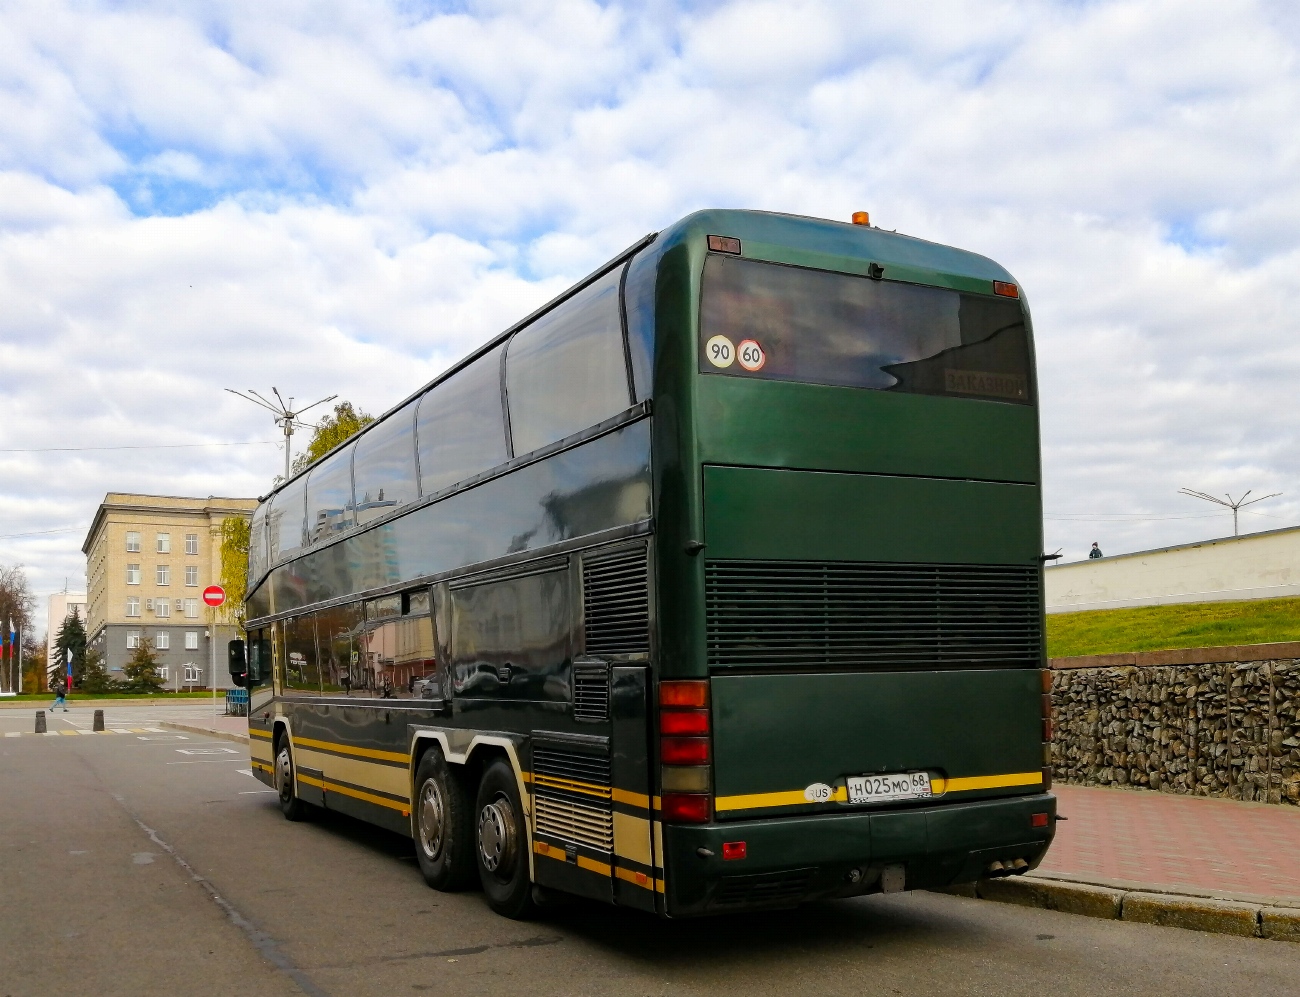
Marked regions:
[412,747,475,891]
[474,758,536,919]
[274,738,310,822]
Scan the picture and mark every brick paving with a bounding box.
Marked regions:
[1041,783,1300,901]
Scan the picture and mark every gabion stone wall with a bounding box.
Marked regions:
[1051,658,1300,805]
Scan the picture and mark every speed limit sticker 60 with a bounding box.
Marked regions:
[705,335,735,368]
[737,339,766,371]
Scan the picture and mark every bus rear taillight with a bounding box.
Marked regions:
[660,680,712,823]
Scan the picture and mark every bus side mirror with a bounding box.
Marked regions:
[227,639,247,688]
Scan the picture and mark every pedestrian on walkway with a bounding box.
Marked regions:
[1089,542,1103,559]
[51,674,68,712]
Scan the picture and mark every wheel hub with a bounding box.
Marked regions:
[478,798,516,874]
[275,749,292,798]
[418,781,446,859]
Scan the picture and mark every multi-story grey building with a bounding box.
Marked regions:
[83,493,258,689]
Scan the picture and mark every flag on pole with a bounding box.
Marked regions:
[66,647,73,690]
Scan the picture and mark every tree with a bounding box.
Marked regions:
[0,563,36,693]
[121,638,165,693]
[54,606,88,686]
[78,647,115,694]
[21,640,47,693]
[290,401,373,474]
[218,516,251,629]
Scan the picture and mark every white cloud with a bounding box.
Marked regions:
[1,0,1299,616]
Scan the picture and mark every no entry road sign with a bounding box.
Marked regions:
[202,585,226,608]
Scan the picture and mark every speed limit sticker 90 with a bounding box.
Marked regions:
[705,335,735,368]
[737,339,766,371]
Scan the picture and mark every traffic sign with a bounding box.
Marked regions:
[202,585,226,608]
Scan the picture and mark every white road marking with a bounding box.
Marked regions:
[176,747,238,755]
[236,768,255,778]
[4,732,20,737]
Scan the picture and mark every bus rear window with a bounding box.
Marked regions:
[699,256,1032,405]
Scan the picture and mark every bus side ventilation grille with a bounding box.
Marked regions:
[705,560,1042,669]
[572,661,610,723]
[582,545,650,657]
[531,746,613,854]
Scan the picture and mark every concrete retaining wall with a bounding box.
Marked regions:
[1049,643,1300,805]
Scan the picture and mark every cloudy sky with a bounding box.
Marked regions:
[2,0,1298,618]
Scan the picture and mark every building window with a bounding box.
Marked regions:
[127,631,141,649]
[155,631,170,650]
[185,631,199,650]
[126,597,140,617]
[157,533,170,553]
[185,565,198,587]
[126,531,141,552]
[184,665,202,684]
[158,666,170,682]
[156,564,170,586]
[126,564,141,585]
[155,599,170,618]
[184,598,198,618]
[185,533,199,555]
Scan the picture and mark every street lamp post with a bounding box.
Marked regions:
[225,387,337,480]
[1178,488,1282,537]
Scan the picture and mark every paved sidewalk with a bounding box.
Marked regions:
[160,714,250,744]
[1041,784,1300,903]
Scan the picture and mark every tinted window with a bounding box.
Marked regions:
[305,445,355,543]
[317,602,364,696]
[699,256,1032,405]
[268,476,307,563]
[278,614,320,696]
[361,593,437,699]
[248,501,270,582]
[416,344,508,495]
[353,400,418,526]
[449,567,572,702]
[506,268,631,455]
[623,249,656,401]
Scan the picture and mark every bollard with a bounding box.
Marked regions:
[93,709,105,732]
[35,710,46,734]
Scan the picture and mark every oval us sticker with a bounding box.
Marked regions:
[737,339,766,372]
[705,335,735,368]
[803,782,833,803]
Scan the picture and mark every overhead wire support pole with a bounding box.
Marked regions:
[1177,488,1282,537]
[225,388,337,480]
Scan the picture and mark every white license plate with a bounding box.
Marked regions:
[847,771,933,804]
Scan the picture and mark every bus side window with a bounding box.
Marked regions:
[353,399,419,527]
[416,344,508,496]
[281,613,322,696]
[317,602,364,696]
[505,267,629,455]
[305,443,356,543]
[267,476,307,564]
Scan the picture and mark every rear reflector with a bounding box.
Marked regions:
[722,841,747,860]
[1041,669,1052,693]
[662,793,711,823]
[660,680,709,708]
[660,709,710,736]
[661,736,710,766]
[993,280,1019,298]
[1031,812,1050,828]
[1043,718,1054,742]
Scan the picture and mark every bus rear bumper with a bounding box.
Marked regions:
[660,792,1056,917]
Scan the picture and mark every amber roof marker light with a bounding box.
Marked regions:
[993,280,1019,298]
[851,211,870,226]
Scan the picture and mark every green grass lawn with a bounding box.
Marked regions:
[1046,596,1300,658]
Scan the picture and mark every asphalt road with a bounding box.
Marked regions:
[2,707,1297,997]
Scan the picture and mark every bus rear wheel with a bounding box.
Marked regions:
[475,759,536,919]
[412,747,475,890]
[274,739,310,822]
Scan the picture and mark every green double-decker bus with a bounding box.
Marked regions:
[236,208,1056,919]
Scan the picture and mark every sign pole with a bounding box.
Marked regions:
[202,586,227,718]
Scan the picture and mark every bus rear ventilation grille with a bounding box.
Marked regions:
[711,869,815,909]
[572,661,610,723]
[705,560,1042,668]
[533,747,612,787]
[582,545,650,657]
[534,793,614,853]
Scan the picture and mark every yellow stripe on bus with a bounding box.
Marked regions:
[714,772,1042,812]
[296,772,411,814]
[293,735,409,765]
[249,729,272,740]
[533,840,612,877]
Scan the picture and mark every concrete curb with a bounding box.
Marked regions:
[946,875,1300,942]
[160,721,250,745]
